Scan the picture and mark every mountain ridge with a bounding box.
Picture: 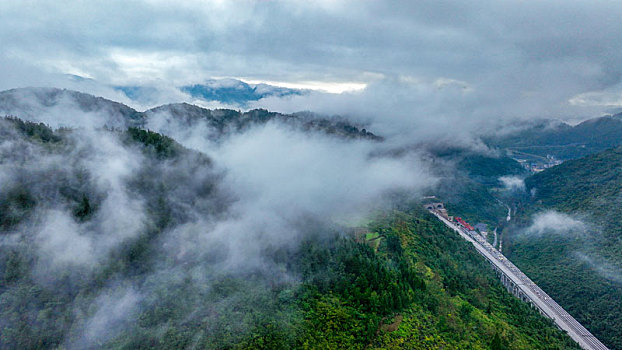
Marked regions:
[0,87,381,141]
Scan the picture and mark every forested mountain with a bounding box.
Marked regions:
[504,146,622,349]
[0,87,145,129]
[486,114,622,160]
[0,88,380,142]
[144,103,382,142]
[0,117,578,349]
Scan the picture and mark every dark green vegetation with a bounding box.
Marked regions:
[525,146,622,225]
[217,209,578,349]
[117,208,579,349]
[2,116,63,143]
[430,147,525,225]
[505,146,622,349]
[362,210,578,349]
[0,117,226,348]
[125,127,183,159]
[0,118,577,349]
[487,114,622,160]
[0,118,61,229]
[456,153,526,185]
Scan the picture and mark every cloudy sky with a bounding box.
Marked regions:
[2,0,622,127]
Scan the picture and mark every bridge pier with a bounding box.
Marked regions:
[489,257,543,310]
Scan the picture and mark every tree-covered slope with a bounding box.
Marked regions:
[487,115,622,160]
[362,210,578,350]
[144,103,381,142]
[505,146,622,349]
[525,145,622,225]
[0,118,577,349]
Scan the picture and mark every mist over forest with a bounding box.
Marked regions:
[1,1,622,349]
[0,94,437,348]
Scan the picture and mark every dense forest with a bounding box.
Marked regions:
[504,146,622,349]
[0,117,578,349]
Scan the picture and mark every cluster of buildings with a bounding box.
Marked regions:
[514,154,563,173]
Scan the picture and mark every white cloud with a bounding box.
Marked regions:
[211,122,432,220]
[525,211,587,237]
[36,209,96,268]
[151,120,436,271]
[243,79,367,93]
[499,176,525,191]
[73,286,141,348]
[575,252,622,285]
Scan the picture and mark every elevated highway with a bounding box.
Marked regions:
[429,210,609,350]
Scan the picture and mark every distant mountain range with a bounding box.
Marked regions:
[114,78,306,106]
[0,87,378,141]
[180,79,305,104]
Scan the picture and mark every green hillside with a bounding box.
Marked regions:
[0,118,577,349]
[505,145,622,349]
[525,145,622,228]
[487,115,622,160]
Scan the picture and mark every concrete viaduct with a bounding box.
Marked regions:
[428,209,609,350]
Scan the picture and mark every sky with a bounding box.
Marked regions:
[2,0,622,128]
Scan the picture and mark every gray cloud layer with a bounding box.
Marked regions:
[2,0,622,127]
